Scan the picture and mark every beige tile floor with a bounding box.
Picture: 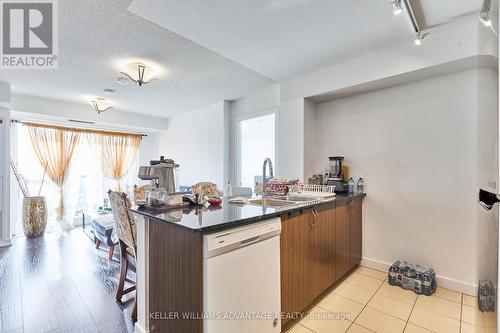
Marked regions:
[287,266,497,333]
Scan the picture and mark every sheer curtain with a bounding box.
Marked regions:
[25,123,81,228]
[87,133,142,191]
[16,123,142,232]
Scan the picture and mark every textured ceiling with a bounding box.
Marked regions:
[0,0,274,117]
[128,0,482,81]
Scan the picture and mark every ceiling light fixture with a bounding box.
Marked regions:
[120,62,156,87]
[391,0,403,16]
[116,77,129,85]
[89,97,113,114]
[480,0,493,27]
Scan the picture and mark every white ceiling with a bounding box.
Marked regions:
[0,0,274,118]
[0,0,482,118]
[128,0,482,81]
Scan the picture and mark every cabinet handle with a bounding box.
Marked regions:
[310,208,318,227]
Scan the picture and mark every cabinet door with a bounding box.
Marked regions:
[314,204,336,295]
[350,198,362,268]
[335,203,351,279]
[280,210,314,326]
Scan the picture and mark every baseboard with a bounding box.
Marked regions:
[134,322,149,333]
[0,238,12,248]
[361,257,478,296]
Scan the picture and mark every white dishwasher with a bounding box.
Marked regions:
[203,218,282,333]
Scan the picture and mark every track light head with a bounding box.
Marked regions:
[414,31,429,46]
[481,17,493,27]
[480,12,492,27]
[480,0,494,27]
[391,0,403,16]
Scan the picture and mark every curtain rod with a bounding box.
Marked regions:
[10,119,148,137]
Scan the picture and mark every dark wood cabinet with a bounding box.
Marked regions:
[350,197,362,268]
[280,209,315,326]
[280,205,337,326]
[314,204,336,295]
[335,203,351,279]
[281,197,364,329]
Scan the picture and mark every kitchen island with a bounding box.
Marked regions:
[128,193,365,333]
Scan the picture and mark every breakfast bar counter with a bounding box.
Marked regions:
[128,193,364,233]
[128,193,366,333]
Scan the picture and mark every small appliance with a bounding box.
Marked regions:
[138,156,179,193]
[327,156,348,193]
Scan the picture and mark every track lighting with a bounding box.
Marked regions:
[480,0,493,27]
[414,31,429,46]
[392,0,429,46]
[391,0,402,16]
[480,16,493,27]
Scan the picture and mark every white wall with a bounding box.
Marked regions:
[138,133,159,166]
[303,99,317,180]
[157,101,227,190]
[313,69,484,292]
[0,82,11,247]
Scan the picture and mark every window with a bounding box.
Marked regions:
[238,113,275,188]
[13,124,138,234]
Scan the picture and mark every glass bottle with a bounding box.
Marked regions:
[226,181,233,196]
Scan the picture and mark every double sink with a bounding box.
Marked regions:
[248,194,324,207]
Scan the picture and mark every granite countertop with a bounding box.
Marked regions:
[128,193,366,233]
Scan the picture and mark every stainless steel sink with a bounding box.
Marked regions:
[273,195,321,202]
[248,199,296,207]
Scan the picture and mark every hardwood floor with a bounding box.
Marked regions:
[0,229,135,333]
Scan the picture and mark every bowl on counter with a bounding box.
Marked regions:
[207,197,222,206]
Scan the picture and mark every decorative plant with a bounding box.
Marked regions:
[38,162,47,196]
[10,158,48,198]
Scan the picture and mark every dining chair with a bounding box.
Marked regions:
[108,190,137,322]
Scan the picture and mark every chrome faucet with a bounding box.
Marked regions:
[262,158,274,198]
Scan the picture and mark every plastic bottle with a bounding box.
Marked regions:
[348,178,355,194]
[226,181,233,196]
[388,263,398,285]
[357,178,364,194]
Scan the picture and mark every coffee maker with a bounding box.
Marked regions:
[327,156,348,193]
[138,156,179,193]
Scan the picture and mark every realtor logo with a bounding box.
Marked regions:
[1,0,58,68]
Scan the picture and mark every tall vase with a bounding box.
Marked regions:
[22,196,47,238]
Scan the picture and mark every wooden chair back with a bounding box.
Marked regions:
[108,190,137,254]
[191,182,222,198]
[133,184,151,204]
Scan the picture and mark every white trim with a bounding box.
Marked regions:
[234,108,278,187]
[136,215,150,333]
[0,238,12,248]
[361,257,478,296]
[134,322,149,333]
